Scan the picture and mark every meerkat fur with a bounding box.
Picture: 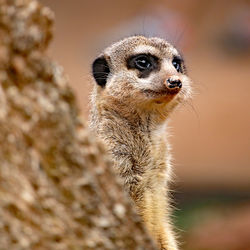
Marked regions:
[90,36,192,250]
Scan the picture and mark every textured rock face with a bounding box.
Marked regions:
[0,1,156,249]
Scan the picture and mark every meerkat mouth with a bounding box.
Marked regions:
[142,87,181,98]
[141,87,181,104]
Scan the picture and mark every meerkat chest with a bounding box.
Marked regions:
[96,110,170,174]
[150,128,169,168]
[119,123,169,173]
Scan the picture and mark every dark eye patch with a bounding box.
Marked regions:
[127,53,160,78]
[172,55,186,74]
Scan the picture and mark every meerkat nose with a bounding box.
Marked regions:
[167,78,182,89]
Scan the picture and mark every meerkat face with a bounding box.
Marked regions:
[92,36,192,113]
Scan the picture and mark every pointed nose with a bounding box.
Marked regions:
[167,78,182,89]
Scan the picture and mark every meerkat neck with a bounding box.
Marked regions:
[101,105,167,140]
[93,100,170,197]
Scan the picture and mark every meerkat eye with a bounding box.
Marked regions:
[127,54,159,78]
[172,56,183,73]
[134,55,152,70]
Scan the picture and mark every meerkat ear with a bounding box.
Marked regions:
[92,56,110,87]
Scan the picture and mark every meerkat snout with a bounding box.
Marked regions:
[166,77,182,89]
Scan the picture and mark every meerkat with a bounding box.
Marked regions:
[90,36,192,250]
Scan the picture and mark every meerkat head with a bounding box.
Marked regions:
[92,36,192,117]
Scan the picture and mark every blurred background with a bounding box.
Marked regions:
[40,0,250,249]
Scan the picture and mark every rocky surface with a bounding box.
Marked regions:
[0,0,156,249]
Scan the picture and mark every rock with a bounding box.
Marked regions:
[0,0,156,249]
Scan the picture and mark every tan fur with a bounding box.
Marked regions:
[90,36,192,249]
